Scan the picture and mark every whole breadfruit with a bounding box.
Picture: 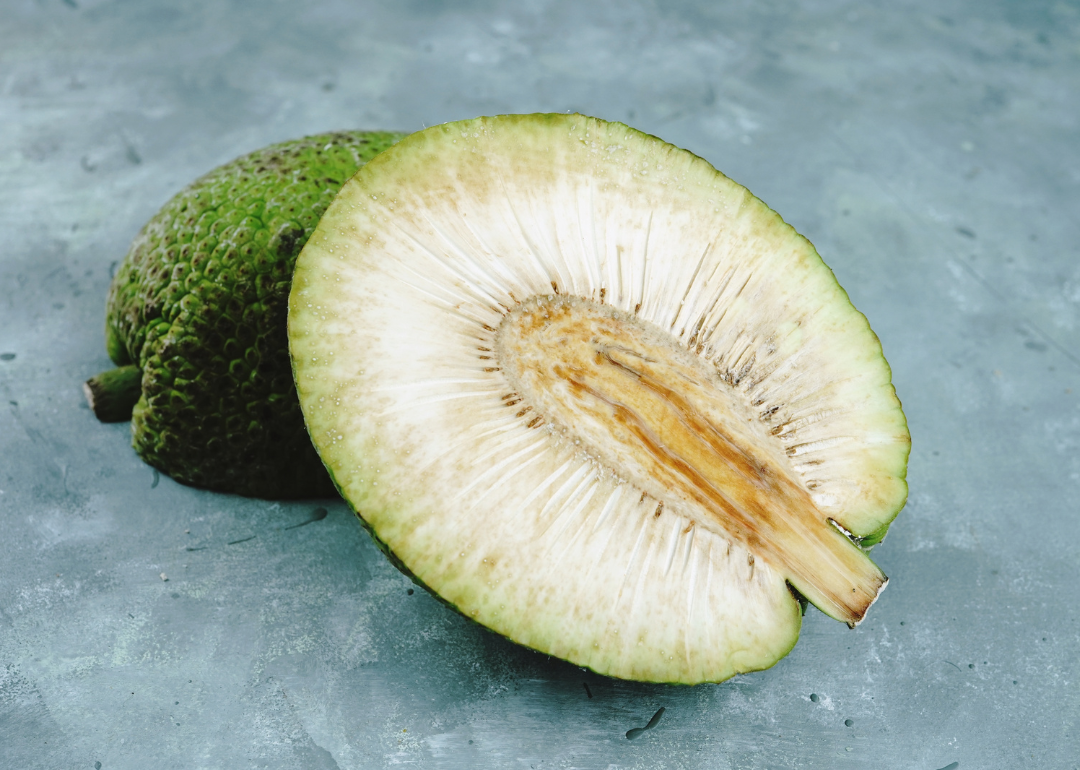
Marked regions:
[86,130,405,498]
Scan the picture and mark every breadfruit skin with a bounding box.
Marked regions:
[103,130,405,498]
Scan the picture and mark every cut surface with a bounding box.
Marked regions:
[289,114,909,682]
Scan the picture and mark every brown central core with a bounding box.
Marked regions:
[496,294,885,626]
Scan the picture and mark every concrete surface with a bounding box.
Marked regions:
[2,0,1078,767]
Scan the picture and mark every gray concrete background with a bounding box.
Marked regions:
[2,1,1078,767]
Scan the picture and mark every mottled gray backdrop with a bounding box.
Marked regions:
[2,1,1078,768]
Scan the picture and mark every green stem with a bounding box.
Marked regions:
[83,365,142,423]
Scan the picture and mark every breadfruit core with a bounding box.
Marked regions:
[289,114,910,682]
[89,130,404,498]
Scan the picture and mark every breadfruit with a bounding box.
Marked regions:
[86,130,405,498]
[289,114,910,682]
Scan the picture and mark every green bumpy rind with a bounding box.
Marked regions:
[106,130,405,498]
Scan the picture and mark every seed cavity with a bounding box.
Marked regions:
[494,294,887,626]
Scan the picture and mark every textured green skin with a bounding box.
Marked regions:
[105,130,405,498]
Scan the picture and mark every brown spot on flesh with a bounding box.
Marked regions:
[496,294,886,627]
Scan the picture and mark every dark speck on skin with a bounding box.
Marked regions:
[407,588,414,595]
[0,353,15,361]
[936,763,959,770]
[845,719,853,727]
[151,470,160,488]
[955,226,976,239]
[95,763,101,770]
[810,693,819,702]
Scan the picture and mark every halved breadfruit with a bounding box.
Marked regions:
[289,114,909,683]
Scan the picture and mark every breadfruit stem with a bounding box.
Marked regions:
[84,365,142,423]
